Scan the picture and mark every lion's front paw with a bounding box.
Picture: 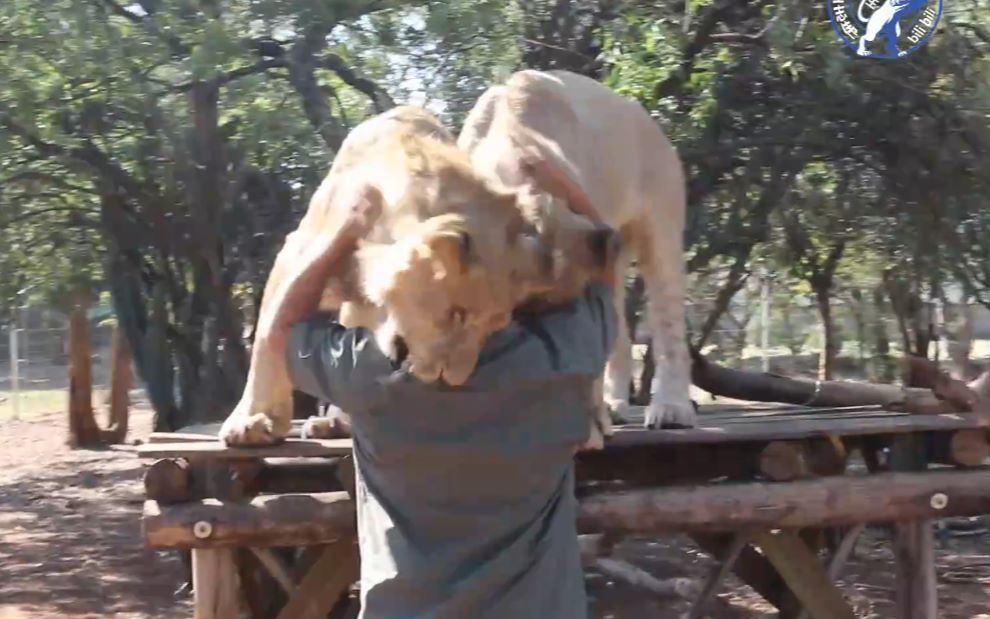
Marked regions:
[644,399,697,430]
[300,415,352,439]
[219,411,282,446]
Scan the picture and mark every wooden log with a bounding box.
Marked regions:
[577,469,990,534]
[688,533,748,619]
[691,351,962,414]
[891,434,937,619]
[691,534,802,618]
[249,548,295,594]
[754,530,856,619]
[192,548,242,619]
[144,458,192,503]
[905,356,980,412]
[930,429,990,467]
[275,538,359,619]
[796,523,867,619]
[143,492,356,549]
[603,411,987,447]
[759,437,848,481]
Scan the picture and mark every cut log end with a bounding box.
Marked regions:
[145,458,192,503]
[759,438,847,482]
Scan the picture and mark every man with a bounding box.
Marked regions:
[258,202,616,618]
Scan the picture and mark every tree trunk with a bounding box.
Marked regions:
[694,253,751,349]
[67,298,100,447]
[946,301,975,380]
[815,286,836,381]
[871,286,895,382]
[103,326,132,443]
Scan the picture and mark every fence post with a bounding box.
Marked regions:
[9,325,19,420]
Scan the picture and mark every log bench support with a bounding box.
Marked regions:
[141,415,990,619]
[145,467,990,619]
[144,454,359,619]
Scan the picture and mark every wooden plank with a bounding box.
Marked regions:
[249,548,295,594]
[894,521,936,619]
[688,533,749,619]
[796,523,867,619]
[891,434,937,619]
[276,538,359,619]
[149,410,987,454]
[143,492,356,549]
[691,534,802,617]
[754,530,856,619]
[606,412,988,447]
[192,548,242,619]
[577,468,990,534]
[148,432,222,444]
[137,439,352,460]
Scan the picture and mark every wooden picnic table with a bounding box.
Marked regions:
[138,405,990,619]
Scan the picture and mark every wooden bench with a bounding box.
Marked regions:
[139,406,990,619]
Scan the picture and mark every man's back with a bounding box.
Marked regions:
[287,283,616,618]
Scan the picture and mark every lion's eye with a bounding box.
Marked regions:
[448,306,467,326]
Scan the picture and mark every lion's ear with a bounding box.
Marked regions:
[410,214,476,281]
[420,227,475,281]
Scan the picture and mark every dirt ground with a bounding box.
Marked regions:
[3,405,990,618]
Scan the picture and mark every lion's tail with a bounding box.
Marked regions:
[857,0,870,22]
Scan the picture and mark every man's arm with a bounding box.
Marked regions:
[254,186,381,374]
[284,283,617,412]
[285,316,395,415]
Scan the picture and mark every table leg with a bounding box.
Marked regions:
[193,548,242,619]
[891,435,937,619]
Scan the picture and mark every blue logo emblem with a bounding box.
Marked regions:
[828,0,943,58]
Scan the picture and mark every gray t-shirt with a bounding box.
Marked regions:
[286,283,616,619]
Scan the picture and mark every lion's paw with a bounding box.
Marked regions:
[644,399,697,430]
[218,412,282,446]
[300,416,351,440]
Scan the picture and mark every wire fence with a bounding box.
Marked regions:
[2,293,989,420]
[0,307,114,420]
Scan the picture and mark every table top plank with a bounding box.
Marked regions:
[138,407,990,460]
[137,438,352,459]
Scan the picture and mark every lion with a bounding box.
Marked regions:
[459,70,694,444]
[219,106,598,446]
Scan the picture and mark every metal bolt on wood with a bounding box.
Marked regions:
[930,493,948,510]
[193,520,214,539]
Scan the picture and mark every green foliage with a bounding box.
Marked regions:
[2,0,990,414]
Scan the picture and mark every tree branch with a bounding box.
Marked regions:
[93,0,189,56]
[1,170,100,195]
[321,53,394,113]
[1,112,152,204]
[169,58,287,94]
[0,206,101,229]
